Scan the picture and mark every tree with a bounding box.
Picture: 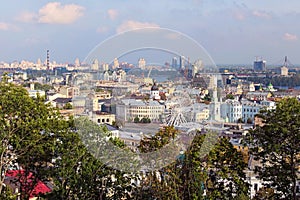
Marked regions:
[137,127,249,199]
[205,137,250,199]
[140,117,151,123]
[46,117,136,199]
[134,116,140,123]
[180,134,249,200]
[135,126,182,199]
[63,102,73,109]
[0,82,69,199]
[0,82,135,199]
[237,118,244,123]
[226,94,235,100]
[246,97,300,200]
[246,117,253,124]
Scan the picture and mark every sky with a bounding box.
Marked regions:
[1,0,300,65]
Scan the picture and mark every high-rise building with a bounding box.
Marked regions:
[179,56,185,70]
[75,58,80,67]
[172,57,178,69]
[281,66,288,76]
[280,56,289,76]
[138,58,146,69]
[253,59,266,71]
[113,58,119,69]
[91,59,99,71]
[102,63,109,71]
[192,59,203,77]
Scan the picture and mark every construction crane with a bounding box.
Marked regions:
[144,67,153,85]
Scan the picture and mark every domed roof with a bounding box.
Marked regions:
[151,83,159,91]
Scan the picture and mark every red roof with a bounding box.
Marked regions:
[6,170,51,198]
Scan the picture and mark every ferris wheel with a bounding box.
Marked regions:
[165,90,193,127]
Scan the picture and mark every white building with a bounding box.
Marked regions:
[221,99,242,123]
[113,58,119,69]
[150,83,160,100]
[187,103,210,122]
[116,99,165,122]
[241,101,262,123]
[281,66,288,76]
[138,58,146,70]
[101,69,126,82]
[91,59,99,71]
[221,99,276,123]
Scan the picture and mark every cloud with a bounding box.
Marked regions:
[283,33,298,41]
[252,10,271,19]
[0,22,18,31]
[38,2,84,24]
[16,11,37,23]
[233,11,246,21]
[117,20,159,34]
[97,26,109,33]
[165,32,182,40]
[107,9,119,20]
[0,22,9,30]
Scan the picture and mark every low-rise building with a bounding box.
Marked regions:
[92,111,115,126]
[116,99,165,123]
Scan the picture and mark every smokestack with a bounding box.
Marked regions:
[47,50,50,71]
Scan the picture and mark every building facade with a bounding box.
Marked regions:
[116,99,165,122]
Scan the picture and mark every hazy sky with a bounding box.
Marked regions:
[1,0,300,65]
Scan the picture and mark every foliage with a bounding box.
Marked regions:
[137,127,249,199]
[134,116,140,123]
[0,81,67,199]
[246,117,253,124]
[63,102,72,109]
[0,82,136,199]
[226,94,235,100]
[23,82,53,91]
[245,97,300,199]
[138,126,178,153]
[253,187,275,200]
[140,117,151,123]
[247,74,300,88]
[203,94,211,102]
[134,116,151,123]
[205,137,250,199]
[237,118,244,123]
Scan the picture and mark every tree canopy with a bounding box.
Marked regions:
[246,97,300,200]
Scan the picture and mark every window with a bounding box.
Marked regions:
[98,119,100,123]
[254,183,258,191]
[106,119,109,122]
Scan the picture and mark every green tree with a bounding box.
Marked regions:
[140,117,151,123]
[246,117,253,124]
[137,127,249,199]
[63,102,73,109]
[237,118,244,123]
[0,82,69,199]
[0,82,135,199]
[138,126,178,153]
[226,94,235,100]
[135,126,181,199]
[180,133,249,200]
[205,137,250,199]
[246,97,300,200]
[46,118,136,199]
[134,116,140,123]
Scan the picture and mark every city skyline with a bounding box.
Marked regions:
[1,0,300,65]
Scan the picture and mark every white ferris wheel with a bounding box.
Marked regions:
[165,91,193,127]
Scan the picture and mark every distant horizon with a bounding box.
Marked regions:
[1,0,300,64]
